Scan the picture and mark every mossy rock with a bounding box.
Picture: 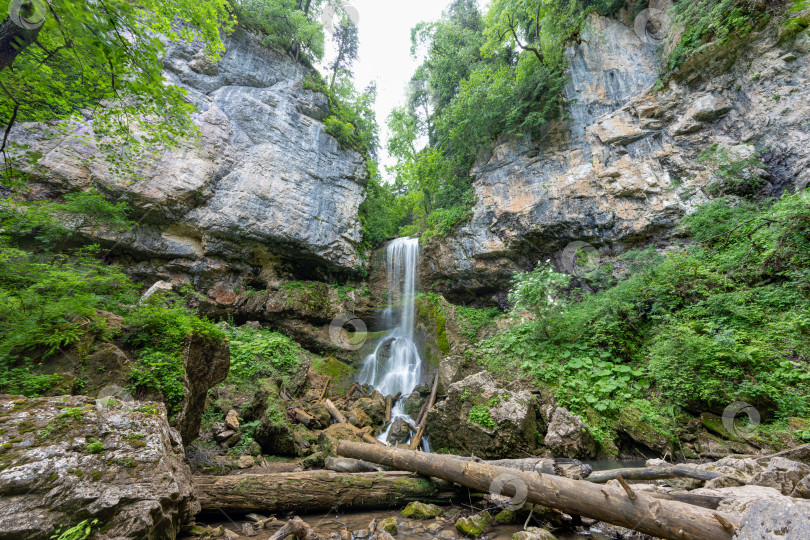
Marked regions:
[494,509,517,524]
[317,423,364,456]
[788,417,810,432]
[700,412,745,443]
[378,516,397,535]
[311,357,356,394]
[401,501,442,519]
[618,405,673,454]
[354,397,385,425]
[455,511,492,538]
[302,451,325,469]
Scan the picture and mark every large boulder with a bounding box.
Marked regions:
[618,405,673,454]
[354,396,385,425]
[427,372,536,458]
[173,332,230,446]
[247,379,296,456]
[317,423,364,455]
[0,395,197,539]
[542,406,596,458]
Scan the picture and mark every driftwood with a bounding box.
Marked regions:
[337,441,742,540]
[324,398,348,424]
[194,471,453,513]
[384,392,401,423]
[646,491,723,510]
[325,456,393,473]
[290,407,315,427]
[269,517,319,540]
[318,377,331,403]
[346,383,361,398]
[586,464,723,484]
[409,373,439,450]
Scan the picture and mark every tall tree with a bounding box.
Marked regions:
[328,18,359,90]
[0,0,234,181]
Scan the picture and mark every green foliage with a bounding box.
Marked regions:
[455,305,500,341]
[508,264,573,318]
[234,0,331,63]
[698,144,766,198]
[1,0,234,183]
[85,439,104,454]
[227,326,302,382]
[473,191,810,440]
[660,0,766,82]
[50,519,98,540]
[468,404,495,428]
[125,302,225,415]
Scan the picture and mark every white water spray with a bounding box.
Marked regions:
[357,237,428,448]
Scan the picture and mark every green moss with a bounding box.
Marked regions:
[455,511,492,537]
[311,357,356,394]
[402,501,443,519]
[378,517,397,535]
[494,509,517,524]
[416,294,450,355]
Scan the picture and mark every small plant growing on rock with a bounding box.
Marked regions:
[50,519,98,540]
[85,439,104,454]
[468,405,495,429]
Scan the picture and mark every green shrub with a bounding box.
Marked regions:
[227,326,302,382]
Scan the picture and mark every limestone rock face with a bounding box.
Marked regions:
[542,406,596,458]
[0,395,197,540]
[12,29,366,288]
[423,13,810,303]
[427,371,536,458]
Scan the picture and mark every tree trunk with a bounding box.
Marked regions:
[194,471,454,514]
[324,398,347,424]
[0,16,42,72]
[269,517,319,540]
[290,407,315,427]
[337,441,742,540]
[409,373,439,450]
[586,465,723,484]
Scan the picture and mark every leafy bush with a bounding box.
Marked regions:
[227,326,302,382]
[125,303,225,414]
[661,0,767,82]
[456,305,501,341]
[473,191,810,444]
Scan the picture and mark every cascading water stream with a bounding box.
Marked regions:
[357,237,429,449]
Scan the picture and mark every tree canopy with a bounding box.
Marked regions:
[0,0,234,181]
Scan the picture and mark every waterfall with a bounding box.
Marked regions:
[357,237,428,448]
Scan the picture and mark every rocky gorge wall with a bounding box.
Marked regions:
[12,29,367,291]
[423,7,810,305]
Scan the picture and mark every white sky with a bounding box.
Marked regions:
[320,0,459,178]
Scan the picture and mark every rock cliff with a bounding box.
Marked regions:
[12,29,366,290]
[423,9,810,304]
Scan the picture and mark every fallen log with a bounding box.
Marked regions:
[337,441,742,540]
[647,491,723,510]
[586,464,723,484]
[384,392,402,423]
[325,456,393,473]
[409,373,439,450]
[290,407,316,427]
[324,398,348,424]
[194,471,454,514]
[269,517,319,540]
